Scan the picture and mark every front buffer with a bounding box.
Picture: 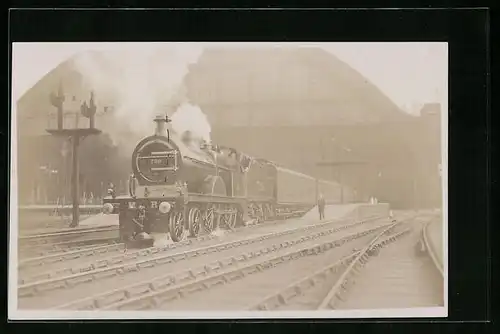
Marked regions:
[116,196,187,248]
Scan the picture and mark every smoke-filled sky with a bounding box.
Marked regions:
[11,42,447,116]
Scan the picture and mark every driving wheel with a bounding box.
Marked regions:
[169,210,186,242]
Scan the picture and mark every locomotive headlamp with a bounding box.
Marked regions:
[158,201,172,214]
[102,203,114,214]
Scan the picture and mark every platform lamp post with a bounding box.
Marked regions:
[47,83,102,227]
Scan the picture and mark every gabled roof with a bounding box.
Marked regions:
[16,46,413,137]
[185,47,411,126]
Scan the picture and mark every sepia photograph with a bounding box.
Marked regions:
[9,41,448,319]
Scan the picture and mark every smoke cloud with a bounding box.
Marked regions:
[72,43,204,153]
[171,103,212,143]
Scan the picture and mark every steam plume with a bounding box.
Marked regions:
[170,103,212,143]
[72,44,204,153]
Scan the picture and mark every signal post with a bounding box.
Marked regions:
[46,83,102,227]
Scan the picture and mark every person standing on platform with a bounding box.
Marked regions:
[318,194,326,220]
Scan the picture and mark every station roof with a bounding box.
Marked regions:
[16,46,413,137]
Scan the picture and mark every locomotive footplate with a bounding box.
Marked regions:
[214,208,238,215]
[186,194,246,204]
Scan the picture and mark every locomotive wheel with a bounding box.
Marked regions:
[188,206,201,238]
[235,210,244,227]
[219,213,229,229]
[220,211,237,230]
[214,205,223,231]
[262,205,268,222]
[257,204,265,223]
[227,212,237,229]
[248,204,259,223]
[202,206,215,234]
[169,210,186,242]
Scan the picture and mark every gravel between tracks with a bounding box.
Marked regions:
[150,217,420,311]
[18,239,119,260]
[154,226,393,310]
[18,216,322,278]
[19,213,354,274]
[19,217,391,309]
[18,214,382,283]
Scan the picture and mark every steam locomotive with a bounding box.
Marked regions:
[102,115,343,245]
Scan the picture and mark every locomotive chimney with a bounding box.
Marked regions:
[153,114,172,137]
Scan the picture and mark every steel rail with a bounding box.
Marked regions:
[19,226,118,244]
[18,237,119,259]
[18,227,120,259]
[19,242,125,269]
[19,216,384,296]
[59,224,390,310]
[422,219,444,277]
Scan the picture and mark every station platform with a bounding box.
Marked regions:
[302,202,391,222]
[425,216,444,271]
[17,203,390,237]
[301,204,360,222]
[18,205,102,210]
[18,213,118,237]
[78,213,119,227]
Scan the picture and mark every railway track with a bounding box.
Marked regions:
[145,218,413,311]
[69,223,394,311]
[18,215,392,309]
[18,237,120,259]
[18,221,303,283]
[19,225,118,247]
[17,215,295,272]
[17,213,314,265]
[18,213,382,280]
[249,214,442,311]
[18,225,119,258]
[56,216,414,311]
